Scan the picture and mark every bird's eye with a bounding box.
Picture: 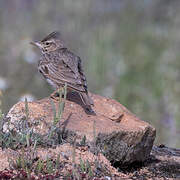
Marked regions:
[45,42,50,45]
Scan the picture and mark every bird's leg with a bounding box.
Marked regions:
[50,91,59,101]
[50,88,64,101]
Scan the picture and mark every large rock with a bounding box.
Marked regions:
[3,92,156,165]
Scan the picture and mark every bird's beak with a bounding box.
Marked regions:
[30,41,42,49]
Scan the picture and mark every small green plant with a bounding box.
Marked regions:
[9,149,35,174]
[48,83,67,141]
[9,152,63,178]
[55,154,60,169]
[92,119,100,157]
[0,92,5,147]
[25,97,29,122]
[0,109,3,121]
[79,157,93,177]
[35,159,44,174]
[46,157,54,174]
[72,136,77,168]
[16,154,30,170]
[0,91,3,120]
[80,135,87,146]
[0,109,4,144]
[93,120,96,142]
[53,83,67,126]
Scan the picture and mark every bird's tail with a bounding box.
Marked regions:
[79,92,94,107]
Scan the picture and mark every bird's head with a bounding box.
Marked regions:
[30,31,65,53]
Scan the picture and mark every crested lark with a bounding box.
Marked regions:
[31,31,94,108]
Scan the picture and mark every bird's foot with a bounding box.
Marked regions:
[84,105,95,115]
[50,88,65,101]
[50,91,59,101]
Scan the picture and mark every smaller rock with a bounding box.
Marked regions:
[0,144,128,178]
[36,144,127,178]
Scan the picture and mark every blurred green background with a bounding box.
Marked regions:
[0,0,179,147]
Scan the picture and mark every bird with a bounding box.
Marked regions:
[30,31,94,108]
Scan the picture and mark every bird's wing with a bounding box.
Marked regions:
[57,50,88,92]
[60,50,79,78]
[77,56,88,92]
[38,54,87,92]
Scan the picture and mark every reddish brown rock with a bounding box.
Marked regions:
[3,92,156,165]
[0,145,179,179]
[0,145,127,178]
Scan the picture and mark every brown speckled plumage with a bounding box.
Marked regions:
[31,31,93,107]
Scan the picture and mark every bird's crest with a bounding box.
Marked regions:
[41,31,61,42]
